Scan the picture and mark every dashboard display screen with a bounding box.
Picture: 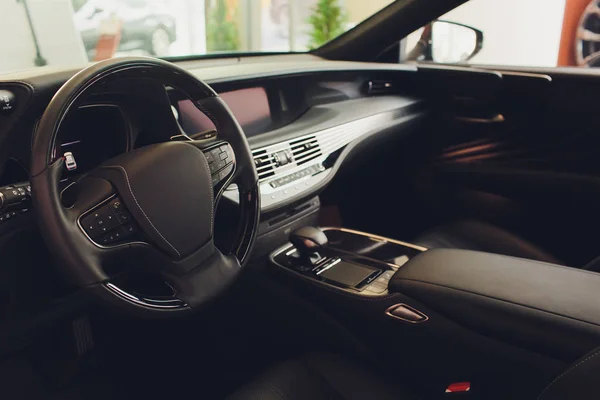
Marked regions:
[177,87,272,137]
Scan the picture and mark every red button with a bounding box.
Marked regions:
[445,382,471,393]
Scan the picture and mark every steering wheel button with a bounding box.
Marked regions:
[219,151,228,160]
[115,211,132,223]
[216,158,227,170]
[210,148,221,159]
[120,224,136,238]
[108,198,123,212]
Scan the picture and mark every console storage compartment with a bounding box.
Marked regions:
[390,249,600,361]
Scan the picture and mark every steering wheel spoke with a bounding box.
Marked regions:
[158,246,241,309]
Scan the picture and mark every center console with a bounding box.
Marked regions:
[269,226,600,361]
[270,227,425,296]
[267,225,600,398]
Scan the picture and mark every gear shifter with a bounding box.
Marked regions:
[289,226,328,267]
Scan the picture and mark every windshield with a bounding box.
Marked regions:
[1,0,395,74]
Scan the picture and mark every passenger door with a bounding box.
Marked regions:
[398,0,600,267]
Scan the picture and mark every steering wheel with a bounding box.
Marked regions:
[30,58,260,316]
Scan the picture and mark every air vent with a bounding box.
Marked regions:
[252,149,275,180]
[367,80,394,95]
[290,136,321,166]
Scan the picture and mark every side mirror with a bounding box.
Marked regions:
[430,20,483,63]
[404,20,483,63]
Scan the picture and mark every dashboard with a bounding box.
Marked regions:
[0,54,426,231]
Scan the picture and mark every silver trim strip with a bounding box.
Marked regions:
[252,109,403,184]
[324,227,427,252]
[315,258,341,275]
[105,283,186,309]
[385,303,429,324]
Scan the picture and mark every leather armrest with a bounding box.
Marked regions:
[389,249,600,361]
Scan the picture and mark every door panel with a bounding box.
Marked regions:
[414,65,600,266]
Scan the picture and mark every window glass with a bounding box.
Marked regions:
[404,0,599,68]
[0,0,394,74]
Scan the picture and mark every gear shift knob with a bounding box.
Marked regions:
[290,226,328,265]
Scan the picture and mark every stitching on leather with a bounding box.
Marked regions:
[395,278,600,328]
[102,165,181,257]
[182,142,215,233]
[537,348,600,399]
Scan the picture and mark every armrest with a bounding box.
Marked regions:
[389,249,600,361]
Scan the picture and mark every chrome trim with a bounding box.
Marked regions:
[385,303,429,324]
[315,258,342,275]
[76,194,150,250]
[251,109,403,184]
[105,283,186,309]
[323,227,428,252]
[269,243,384,297]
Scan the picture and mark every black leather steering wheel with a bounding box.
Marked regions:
[30,58,259,316]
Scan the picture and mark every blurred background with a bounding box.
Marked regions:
[0,0,394,73]
[1,0,600,74]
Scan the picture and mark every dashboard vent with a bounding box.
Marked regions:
[367,80,394,95]
[252,149,275,180]
[290,136,321,166]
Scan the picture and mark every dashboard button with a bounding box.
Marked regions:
[0,90,16,115]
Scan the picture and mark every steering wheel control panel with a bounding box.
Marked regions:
[204,143,235,187]
[80,197,139,246]
[0,182,32,224]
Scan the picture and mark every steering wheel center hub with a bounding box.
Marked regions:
[96,141,214,259]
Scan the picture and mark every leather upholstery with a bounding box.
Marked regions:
[225,350,600,399]
[390,249,600,361]
[414,220,561,264]
[95,141,214,259]
[226,354,415,400]
[538,345,600,400]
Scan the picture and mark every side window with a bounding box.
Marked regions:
[403,0,598,68]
